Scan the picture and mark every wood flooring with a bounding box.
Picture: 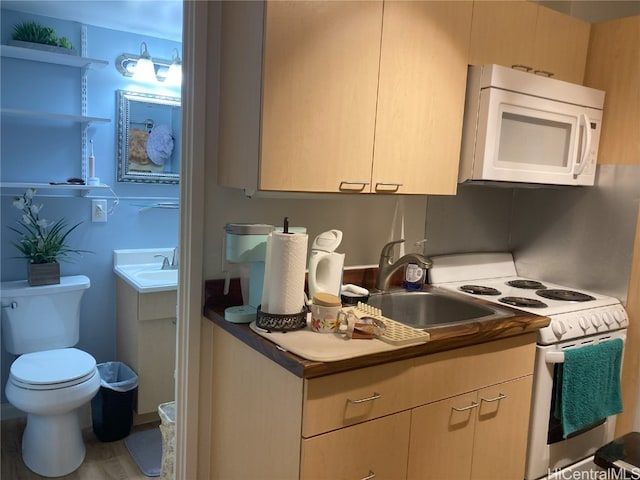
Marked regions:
[1,417,159,479]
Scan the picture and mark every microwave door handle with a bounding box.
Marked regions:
[573,113,592,177]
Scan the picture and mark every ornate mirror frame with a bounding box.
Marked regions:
[116,89,181,184]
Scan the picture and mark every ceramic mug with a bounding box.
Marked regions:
[310,303,342,333]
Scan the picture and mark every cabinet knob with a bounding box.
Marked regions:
[534,69,554,77]
[360,471,376,480]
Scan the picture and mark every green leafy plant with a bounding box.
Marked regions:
[9,189,89,264]
[11,21,74,50]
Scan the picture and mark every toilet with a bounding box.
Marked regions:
[1,275,100,477]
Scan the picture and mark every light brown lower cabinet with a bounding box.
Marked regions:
[408,376,534,480]
[207,324,536,480]
[301,411,411,480]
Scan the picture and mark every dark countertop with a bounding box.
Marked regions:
[203,275,550,379]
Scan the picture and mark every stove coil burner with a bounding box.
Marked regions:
[506,279,547,290]
[536,289,595,302]
[459,285,501,296]
[499,296,548,308]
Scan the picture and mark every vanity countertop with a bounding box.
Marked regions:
[203,275,550,379]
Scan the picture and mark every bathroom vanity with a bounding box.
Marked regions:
[113,249,178,420]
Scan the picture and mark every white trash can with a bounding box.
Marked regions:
[158,401,176,480]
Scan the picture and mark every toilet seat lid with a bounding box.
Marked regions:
[10,348,96,387]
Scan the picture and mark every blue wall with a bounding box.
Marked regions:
[1,10,181,403]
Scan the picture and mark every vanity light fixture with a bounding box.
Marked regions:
[115,42,182,85]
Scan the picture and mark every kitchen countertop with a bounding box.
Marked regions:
[203,273,550,379]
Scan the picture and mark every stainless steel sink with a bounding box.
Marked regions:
[366,288,514,329]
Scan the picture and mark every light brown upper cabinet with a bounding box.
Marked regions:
[469,1,590,84]
[217,1,472,195]
[584,16,640,165]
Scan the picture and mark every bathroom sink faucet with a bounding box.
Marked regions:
[155,247,179,270]
[376,239,433,291]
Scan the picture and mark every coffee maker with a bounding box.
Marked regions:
[223,223,275,323]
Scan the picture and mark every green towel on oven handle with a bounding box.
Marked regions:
[553,338,623,439]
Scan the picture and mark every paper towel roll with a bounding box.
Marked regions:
[261,231,308,315]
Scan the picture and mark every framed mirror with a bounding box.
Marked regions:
[117,90,181,184]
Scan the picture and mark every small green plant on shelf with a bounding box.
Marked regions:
[11,21,74,50]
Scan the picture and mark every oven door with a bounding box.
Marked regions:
[473,87,602,186]
[525,330,626,480]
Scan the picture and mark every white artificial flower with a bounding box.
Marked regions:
[22,214,31,225]
[25,188,35,199]
[36,219,49,229]
[13,197,26,210]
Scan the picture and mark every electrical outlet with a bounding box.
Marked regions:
[91,199,107,223]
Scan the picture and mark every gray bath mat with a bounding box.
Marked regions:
[125,427,162,477]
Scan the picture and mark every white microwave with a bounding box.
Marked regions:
[459,64,605,186]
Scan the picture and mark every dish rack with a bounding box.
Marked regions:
[349,302,430,346]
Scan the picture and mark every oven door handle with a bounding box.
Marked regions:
[545,351,565,364]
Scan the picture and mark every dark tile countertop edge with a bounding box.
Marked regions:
[203,274,550,379]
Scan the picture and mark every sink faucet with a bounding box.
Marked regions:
[376,239,433,291]
[155,247,179,270]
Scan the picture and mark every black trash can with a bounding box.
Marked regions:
[91,362,138,442]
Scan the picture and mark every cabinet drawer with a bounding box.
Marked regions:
[411,333,536,406]
[138,290,177,321]
[303,359,413,438]
[301,410,410,480]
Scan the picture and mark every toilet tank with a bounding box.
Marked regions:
[1,275,90,355]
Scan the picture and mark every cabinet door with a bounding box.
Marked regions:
[259,1,383,193]
[468,0,538,70]
[407,392,477,480]
[532,6,590,84]
[584,16,640,165]
[470,376,534,480]
[373,1,473,195]
[138,318,176,414]
[301,410,410,480]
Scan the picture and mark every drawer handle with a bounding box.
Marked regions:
[481,393,507,403]
[512,64,533,72]
[534,69,554,77]
[452,401,479,412]
[360,471,376,480]
[339,181,369,192]
[347,392,382,404]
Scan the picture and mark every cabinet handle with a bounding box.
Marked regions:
[481,393,507,403]
[452,401,479,412]
[534,69,554,77]
[347,392,382,404]
[360,471,376,480]
[374,182,402,192]
[511,64,533,72]
[339,181,369,192]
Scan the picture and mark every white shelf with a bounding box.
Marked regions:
[0,44,108,69]
[1,182,111,196]
[1,108,111,125]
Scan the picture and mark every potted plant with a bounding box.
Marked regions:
[9,189,88,286]
[10,21,75,55]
